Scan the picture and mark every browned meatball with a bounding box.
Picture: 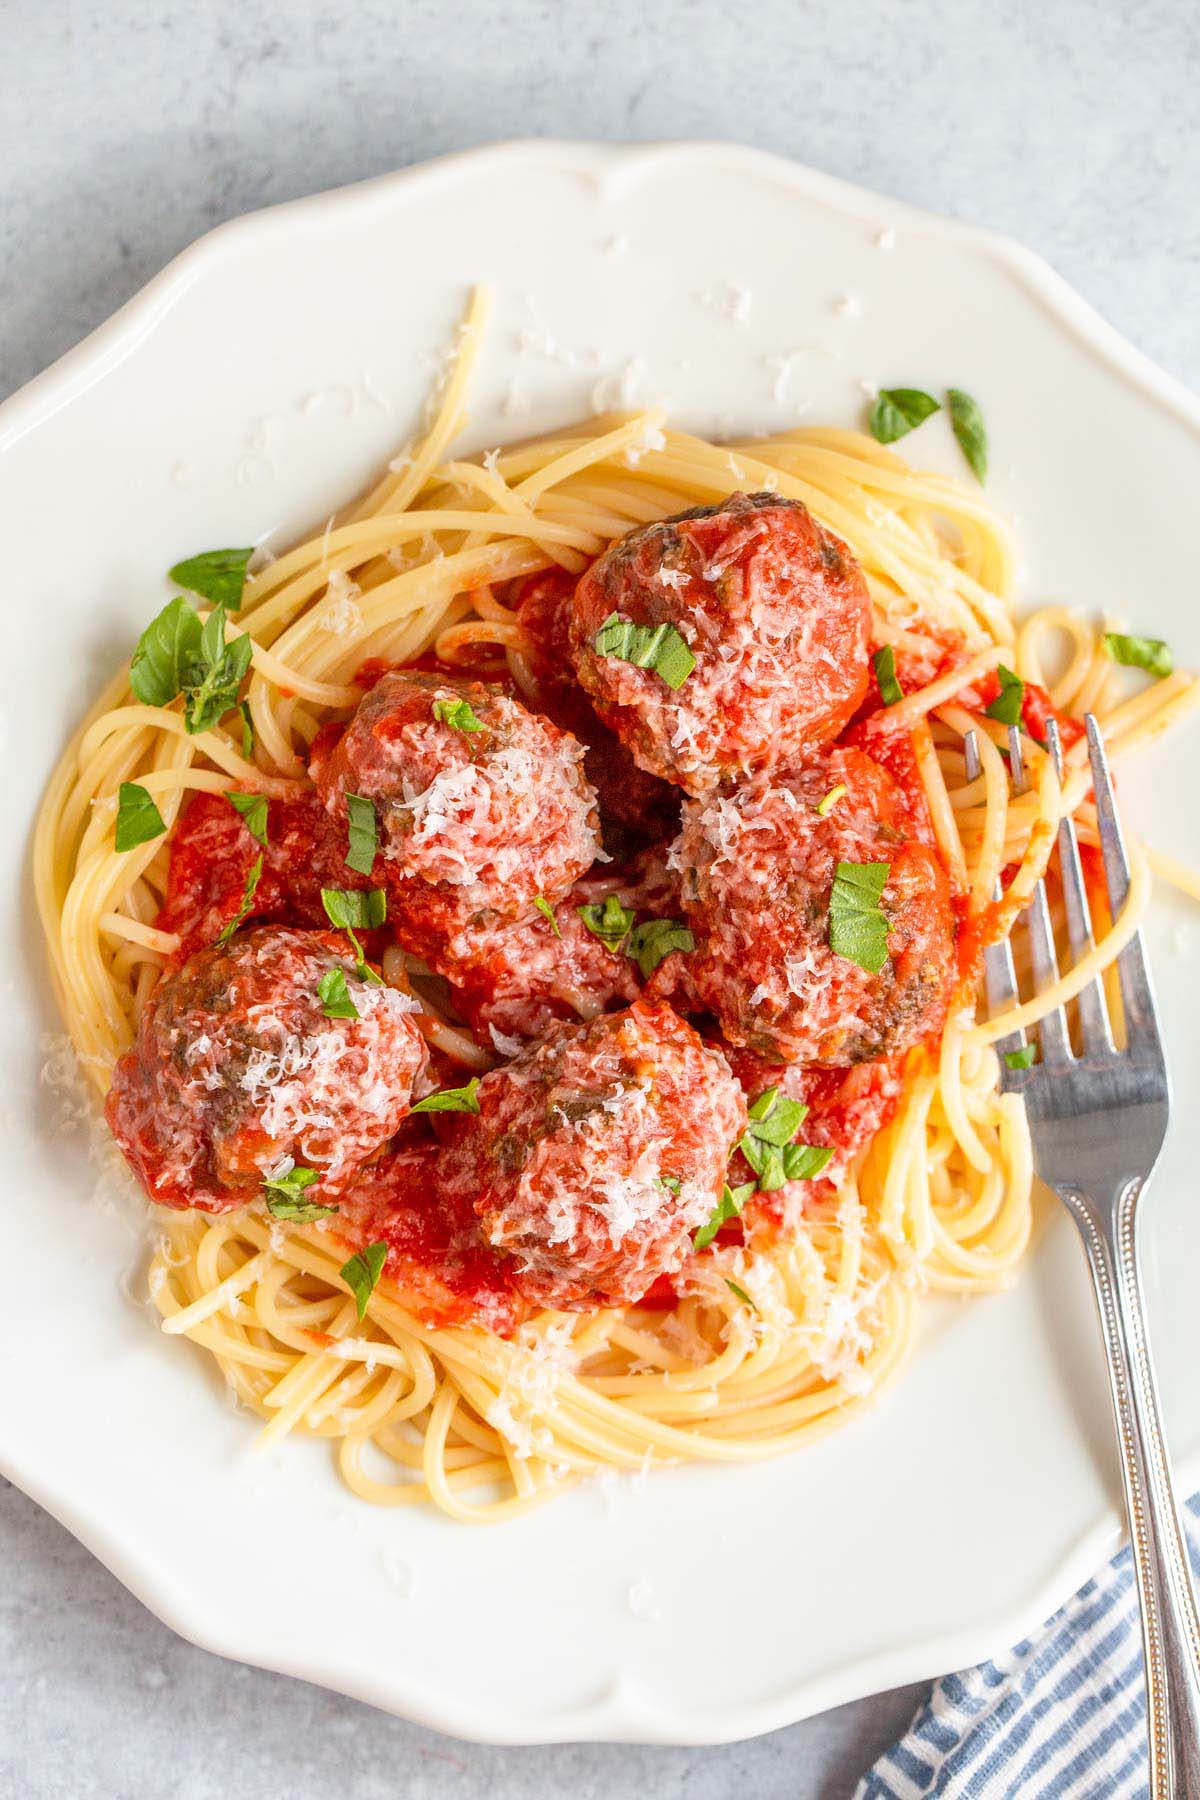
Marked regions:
[106,927,430,1212]
[435,1002,746,1308]
[569,493,871,795]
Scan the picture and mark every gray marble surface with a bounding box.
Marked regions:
[3,2,1198,1796]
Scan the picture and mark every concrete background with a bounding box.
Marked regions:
[3,2,1198,1795]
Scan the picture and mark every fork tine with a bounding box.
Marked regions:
[1007,723,1072,1063]
[1085,714,1161,1052]
[1046,718,1113,1053]
[1006,724,1026,795]
[964,729,1023,1046]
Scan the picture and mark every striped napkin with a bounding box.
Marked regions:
[857,1494,1200,1799]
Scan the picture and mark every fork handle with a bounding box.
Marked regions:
[1064,1179,1200,1798]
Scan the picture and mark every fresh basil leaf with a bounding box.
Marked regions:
[625,918,694,978]
[816,784,847,818]
[868,388,940,445]
[114,781,166,852]
[318,967,360,1020]
[577,893,635,952]
[345,794,378,876]
[738,1132,787,1191]
[872,644,903,706]
[410,1078,481,1115]
[783,1142,834,1181]
[739,1087,827,1192]
[693,1180,754,1251]
[948,388,988,484]
[593,612,696,690]
[321,887,387,931]
[724,1278,756,1310]
[238,701,255,760]
[320,887,386,985]
[263,1164,337,1219]
[1004,1043,1037,1070]
[985,664,1024,727]
[532,895,562,938]
[1102,632,1173,680]
[745,1087,809,1145]
[339,1240,388,1319]
[432,696,485,733]
[226,790,269,847]
[169,546,253,610]
[184,607,254,734]
[215,853,264,948]
[828,860,891,974]
[129,596,203,706]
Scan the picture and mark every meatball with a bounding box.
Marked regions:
[440,882,641,1051]
[675,746,955,1065]
[106,926,430,1212]
[436,1001,746,1309]
[569,493,871,795]
[312,669,601,960]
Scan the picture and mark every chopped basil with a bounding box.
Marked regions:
[339,1240,388,1319]
[533,895,562,938]
[657,1174,682,1194]
[816,783,847,818]
[226,790,269,847]
[868,388,940,445]
[1004,1043,1037,1070]
[740,1088,806,1191]
[130,596,203,707]
[263,1164,337,1219]
[693,1180,755,1251]
[828,861,891,974]
[432,696,485,733]
[114,781,166,852]
[577,893,635,952]
[238,701,255,759]
[745,1085,809,1143]
[320,887,386,985]
[783,1143,834,1181]
[724,1278,756,1311]
[344,793,378,875]
[410,1078,481,1115]
[318,967,360,1020]
[737,1088,834,1191]
[985,664,1025,727]
[625,918,694,978]
[215,853,263,948]
[184,604,255,734]
[130,596,254,735]
[321,887,387,931]
[1103,632,1173,680]
[169,546,254,610]
[576,896,692,976]
[593,612,696,689]
[872,644,903,706]
[948,388,988,484]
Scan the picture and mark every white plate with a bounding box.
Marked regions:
[2,141,1199,1746]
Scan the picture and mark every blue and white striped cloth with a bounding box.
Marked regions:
[857,1495,1200,1799]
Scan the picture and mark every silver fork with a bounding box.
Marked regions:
[963,716,1200,1796]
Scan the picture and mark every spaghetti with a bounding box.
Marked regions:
[35,289,1198,1521]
